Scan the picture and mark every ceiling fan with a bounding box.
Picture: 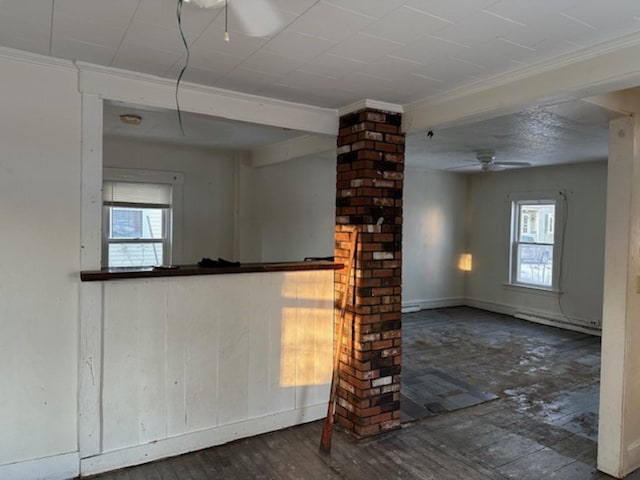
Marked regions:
[184,0,284,38]
[449,149,532,172]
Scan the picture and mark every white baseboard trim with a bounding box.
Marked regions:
[402,297,465,313]
[465,297,602,336]
[0,452,79,480]
[81,403,326,476]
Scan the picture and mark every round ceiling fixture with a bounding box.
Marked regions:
[184,0,226,8]
[119,114,142,126]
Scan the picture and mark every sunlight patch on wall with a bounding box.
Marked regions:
[279,306,333,387]
[422,207,444,246]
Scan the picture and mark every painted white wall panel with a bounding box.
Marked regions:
[97,271,333,470]
[102,281,144,451]
[0,56,80,467]
[165,279,190,438]
[178,277,221,432]
[247,273,278,418]
[136,281,169,445]
[216,275,251,425]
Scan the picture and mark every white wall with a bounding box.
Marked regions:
[81,270,334,475]
[103,137,237,263]
[241,153,335,262]
[466,161,607,328]
[0,56,80,476]
[402,168,468,309]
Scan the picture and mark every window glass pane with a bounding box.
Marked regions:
[519,203,555,243]
[516,244,553,287]
[111,209,142,238]
[110,207,163,239]
[108,243,163,267]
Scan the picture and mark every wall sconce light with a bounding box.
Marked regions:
[458,253,473,272]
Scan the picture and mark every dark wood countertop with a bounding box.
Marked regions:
[80,260,343,282]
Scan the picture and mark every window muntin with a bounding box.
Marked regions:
[511,200,556,288]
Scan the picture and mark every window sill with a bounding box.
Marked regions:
[502,282,562,296]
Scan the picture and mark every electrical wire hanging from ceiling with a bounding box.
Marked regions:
[175,0,229,134]
[556,190,571,322]
[175,0,190,136]
[225,0,230,42]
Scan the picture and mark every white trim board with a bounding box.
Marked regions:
[0,452,79,480]
[465,298,602,336]
[402,298,465,313]
[403,31,640,133]
[80,404,326,476]
[0,45,76,71]
[339,99,404,116]
[76,62,338,136]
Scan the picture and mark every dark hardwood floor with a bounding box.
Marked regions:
[90,307,639,479]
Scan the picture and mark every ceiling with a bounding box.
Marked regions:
[6,0,634,169]
[104,101,304,149]
[405,99,619,171]
[103,97,619,171]
[1,0,640,109]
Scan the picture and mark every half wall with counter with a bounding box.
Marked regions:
[79,262,339,476]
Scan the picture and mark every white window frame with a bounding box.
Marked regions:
[102,168,184,268]
[507,191,565,291]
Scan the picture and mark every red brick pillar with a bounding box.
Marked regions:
[334,107,403,438]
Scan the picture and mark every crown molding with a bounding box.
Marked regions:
[339,99,403,116]
[0,45,77,71]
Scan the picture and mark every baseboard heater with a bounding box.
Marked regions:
[402,304,421,313]
[514,311,601,336]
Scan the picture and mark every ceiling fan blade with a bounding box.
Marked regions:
[186,0,226,8]
[446,164,479,171]
[231,0,284,37]
[494,161,531,167]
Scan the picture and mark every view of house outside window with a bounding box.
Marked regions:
[514,202,555,287]
[108,206,165,267]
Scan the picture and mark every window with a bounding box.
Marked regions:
[509,194,562,289]
[102,169,183,268]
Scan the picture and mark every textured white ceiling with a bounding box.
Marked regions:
[405,100,618,171]
[1,0,640,108]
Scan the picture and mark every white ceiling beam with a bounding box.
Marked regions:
[403,32,640,133]
[250,134,335,167]
[77,62,338,137]
[583,87,640,116]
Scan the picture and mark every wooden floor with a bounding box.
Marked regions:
[91,307,639,480]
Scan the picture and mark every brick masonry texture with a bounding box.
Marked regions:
[334,108,404,438]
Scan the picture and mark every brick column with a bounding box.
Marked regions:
[334,107,404,438]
